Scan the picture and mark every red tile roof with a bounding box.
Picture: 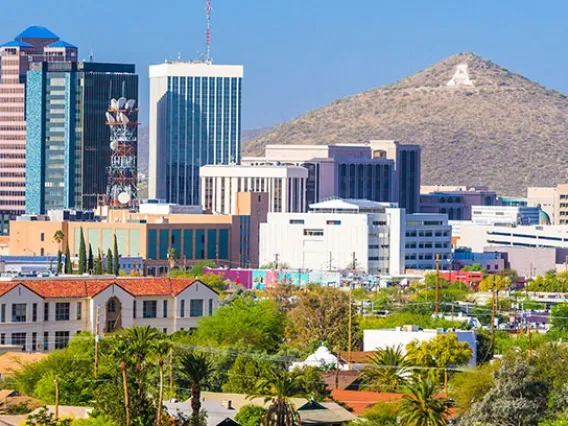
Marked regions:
[330,389,403,415]
[0,278,200,299]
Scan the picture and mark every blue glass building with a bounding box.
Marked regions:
[149,62,243,205]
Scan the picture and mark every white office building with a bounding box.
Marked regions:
[259,198,452,275]
[0,277,219,352]
[363,326,477,365]
[200,164,308,214]
[471,205,540,226]
[149,62,243,206]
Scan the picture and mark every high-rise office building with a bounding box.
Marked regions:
[0,26,78,233]
[26,62,138,214]
[149,62,243,206]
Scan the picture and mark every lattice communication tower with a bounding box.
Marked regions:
[105,97,138,209]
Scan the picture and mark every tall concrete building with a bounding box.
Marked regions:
[0,26,78,233]
[149,62,243,206]
[242,144,398,207]
[25,62,138,214]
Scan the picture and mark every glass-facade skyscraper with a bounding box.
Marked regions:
[149,62,243,205]
[26,62,138,214]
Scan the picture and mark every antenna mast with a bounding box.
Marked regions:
[205,0,212,63]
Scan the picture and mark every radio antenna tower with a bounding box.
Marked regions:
[105,97,139,209]
[205,0,212,64]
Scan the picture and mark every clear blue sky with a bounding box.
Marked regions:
[2,0,567,130]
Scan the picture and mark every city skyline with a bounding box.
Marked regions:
[0,0,567,130]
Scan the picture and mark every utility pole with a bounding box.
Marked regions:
[491,275,496,350]
[444,368,449,399]
[329,251,332,272]
[435,254,440,316]
[94,305,100,378]
[54,379,60,419]
[348,252,356,370]
[274,253,279,270]
[168,347,174,396]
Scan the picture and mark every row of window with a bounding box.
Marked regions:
[289,220,342,226]
[405,242,450,249]
[406,231,450,237]
[0,302,81,323]
[132,299,214,319]
[1,331,70,351]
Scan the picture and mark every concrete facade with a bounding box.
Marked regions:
[420,187,500,221]
[471,205,540,226]
[527,187,556,224]
[149,62,243,206]
[200,164,308,214]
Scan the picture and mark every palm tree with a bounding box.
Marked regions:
[398,380,449,426]
[167,247,178,271]
[178,351,212,424]
[111,339,132,426]
[251,367,306,426]
[124,326,160,397]
[53,230,65,250]
[154,338,171,426]
[359,344,412,392]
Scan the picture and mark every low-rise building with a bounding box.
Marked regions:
[471,205,540,226]
[420,186,499,221]
[259,198,451,275]
[363,326,477,365]
[0,277,219,352]
[9,192,268,271]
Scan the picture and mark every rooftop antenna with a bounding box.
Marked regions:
[205,0,212,64]
[89,48,94,62]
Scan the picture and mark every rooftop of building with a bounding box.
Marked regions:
[47,40,76,49]
[309,198,398,213]
[0,40,33,48]
[15,26,59,41]
[0,277,210,299]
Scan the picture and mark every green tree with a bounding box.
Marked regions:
[223,356,272,394]
[106,248,113,274]
[449,363,496,413]
[398,380,449,426]
[154,338,171,426]
[406,334,472,385]
[459,356,548,426]
[94,250,103,275]
[356,402,399,426]
[287,285,351,350]
[250,368,306,426]
[78,228,87,274]
[110,339,132,426]
[461,263,486,273]
[235,405,267,426]
[88,243,94,274]
[25,407,72,425]
[359,345,411,392]
[188,260,217,276]
[53,230,65,250]
[112,234,120,275]
[56,249,62,275]
[178,351,212,426]
[64,245,72,274]
[193,296,286,353]
[551,303,568,332]
[197,272,227,292]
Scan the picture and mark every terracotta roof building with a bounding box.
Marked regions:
[0,277,219,352]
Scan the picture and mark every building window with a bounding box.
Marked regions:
[162,328,167,334]
[1,304,5,323]
[76,302,82,320]
[303,229,324,236]
[0,334,4,345]
[55,303,70,321]
[12,303,26,323]
[143,301,157,318]
[208,299,213,316]
[55,331,70,349]
[32,303,37,322]
[190,300,204,317]
[32,332,37,351]
[11,333,26,351]
[289,219,304,225]
[180,300,185,318]
[133,301,137,319]
[44,332,48,351]
[326,220,341,225]
[44,303,49,321]
[40,233,45,242]
[163,300,168,318]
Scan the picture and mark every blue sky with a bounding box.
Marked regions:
[2,0,567,129]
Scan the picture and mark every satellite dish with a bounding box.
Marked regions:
[110,98,118,109]
[110,141,117,150]
[120,112,130,124]
[105,112,114,123]
[118,97,127,109]
[125,99,136,110]
[118,192,131,204]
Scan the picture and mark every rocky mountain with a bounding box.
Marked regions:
[244,53,568,196]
